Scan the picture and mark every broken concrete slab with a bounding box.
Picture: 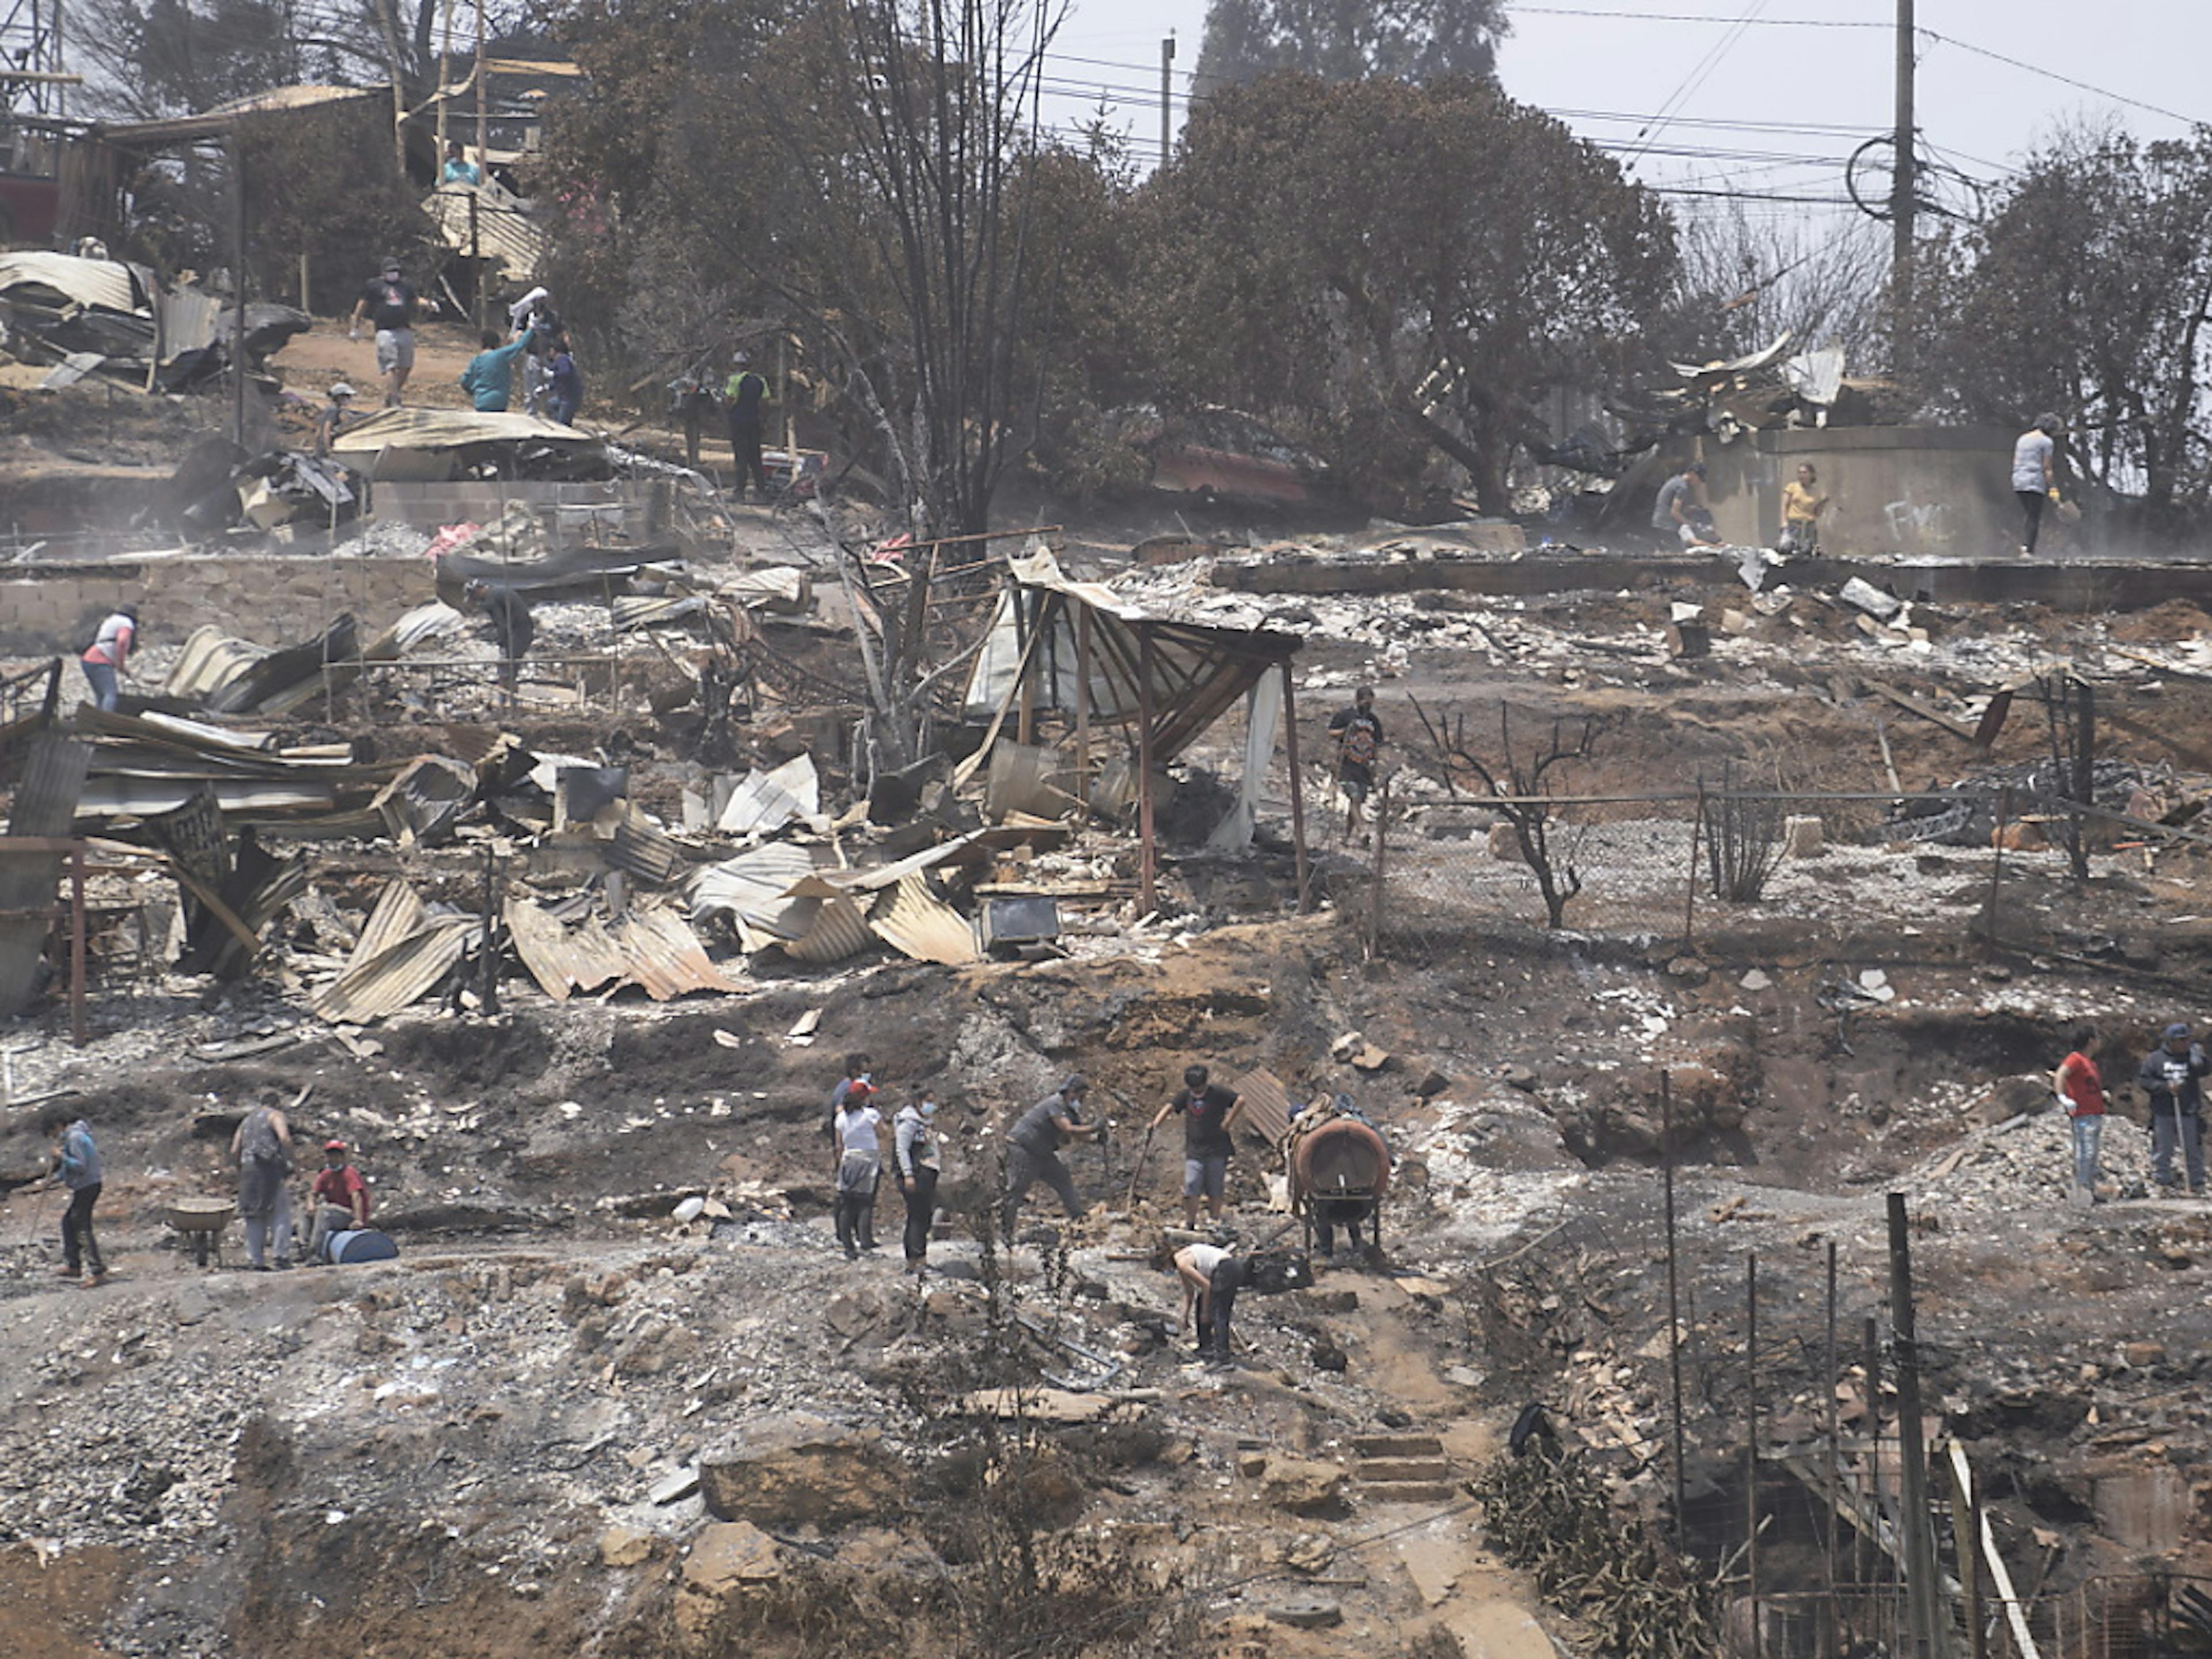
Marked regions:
[698,1412,902,1530]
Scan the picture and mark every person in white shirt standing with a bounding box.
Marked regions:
[2012,414,2062,557]
[79,604,137,711]
[832,1081,883,1260]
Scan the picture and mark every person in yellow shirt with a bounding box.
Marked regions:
[1779,462,1829,552]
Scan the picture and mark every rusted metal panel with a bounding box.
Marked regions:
[1229,1066,1294,1150]
[782,894,873,964]
[504,897,622,1001]
[309,915,474,1025]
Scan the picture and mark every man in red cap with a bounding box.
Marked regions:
[306,1139,370,1263]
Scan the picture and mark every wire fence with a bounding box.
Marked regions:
[1359,771,2212,963]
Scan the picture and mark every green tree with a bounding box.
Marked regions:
[1145,73,1675,512]
[1915,124,2212,519]
[1193,0,1507,93]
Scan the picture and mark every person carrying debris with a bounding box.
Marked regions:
[1328,685,1384,843]
[1150,1063,1245,1228]
[40,1107,105,1287]
[2054,1029,2108,1204]
[1779,462,1829,554]
[78,602,138,713]
[460,327,537,414]
[440,140,483,187]
[463,579,534,695]
[1653,460,1722,547]
[2012,414,2063,557]
[1002,1074,1103,1241]
[2138,1022,2209,1194]
[893,1086,941,1274]
[315,384,357,457]
[724,351,773,501]
[832,1080,883,1260]
[231,1092,296,1271]
[347,258,419,408]
[305,1139,370,1264]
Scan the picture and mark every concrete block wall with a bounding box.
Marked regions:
[0,557,436,657]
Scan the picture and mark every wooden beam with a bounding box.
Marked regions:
[1863,678,1979,741]
[1948,1442,2040,1659]
[1283,661,1310,912]
[1138,631,1157,915]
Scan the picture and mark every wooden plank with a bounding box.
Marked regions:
[1864,678,1979,741]
[1232,1066,1294,1149]
[1949,1441,2041,1659]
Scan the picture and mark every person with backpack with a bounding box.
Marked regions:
[230,1091,296,1270]
[79,603,138,712]
[1328,685,1385,843]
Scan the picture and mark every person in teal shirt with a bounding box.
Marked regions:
[460,328,535,412]
[440,141,483,187]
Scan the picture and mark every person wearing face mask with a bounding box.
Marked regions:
[893,1087,942,1274]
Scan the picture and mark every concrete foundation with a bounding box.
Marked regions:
[1692,426,2024,561]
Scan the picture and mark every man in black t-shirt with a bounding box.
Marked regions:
[347,258,421,407]
[1149,1063,1245,1226]
[1328,685,1384,843]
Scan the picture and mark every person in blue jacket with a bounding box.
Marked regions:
[43,1108,105,1286]
[545,335,583,426]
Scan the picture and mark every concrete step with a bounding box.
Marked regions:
[1350,1434,1444,1459]
[1359,1480,1459,1506]
[1358,1458,1452,1484]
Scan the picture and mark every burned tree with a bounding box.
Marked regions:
[2040,669,2096,881]
[1414,698,1602,929]
[1700,760,1786,904]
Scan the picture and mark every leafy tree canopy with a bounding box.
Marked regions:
[1193,0,1507,92]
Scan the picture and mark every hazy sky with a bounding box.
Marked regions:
[1040,1,2208,234]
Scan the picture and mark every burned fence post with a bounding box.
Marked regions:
[1888,1192,1947,1659]
[1747,1250,1760,1659]
[1684,779,1703,950]
[1137,630,1157,916]
[1983,786,2013,949]
[1367,770,1390,958]
[1664,1071,1687,1547]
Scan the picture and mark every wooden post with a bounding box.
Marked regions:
[1862,1316,1883,1601]
[1748,1251,1761,1659]
[1826,1240,1843,1652]
[1889,1192,1946,1659]
[1015,590,1039,745]
[1282,660,1310,911]
[1367,771,1388,949]
[68,842,86,1048]
[1985,785,2012,945]
[1074,604,1093,801]
[1684,780,1705,949]
[1949,1447,1987,1659]
[437,0,454,157]
[297,250,309,313]
[230,130,247,450]
[1137,631,1157,915]
[1664,1072,1687,1546]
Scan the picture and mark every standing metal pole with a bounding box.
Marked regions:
[1073,604,1093,801]
[1826,1239,1844,1649]
[1137,630,1157,915]
[1747,1251,1760,1659]
[437,0,454,158]
[1664,1072,1688,1547]
[1889,1192,1945,1659]
[1282,661,1310,912]
[1158,36,1174,168]
[1891,0,1916,363]
[230,130,247,449]
[68,842,86,1048]
[475,0,488,164]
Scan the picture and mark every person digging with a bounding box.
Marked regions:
[1149,1063,1244,1229]
[1169,1234,1312,1370]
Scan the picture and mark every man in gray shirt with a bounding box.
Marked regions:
[1652,461,1721,546]
[1002,1075,1103,1242]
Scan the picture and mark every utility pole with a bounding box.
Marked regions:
[1891,0,1916,365]
[1159,35,1174,171]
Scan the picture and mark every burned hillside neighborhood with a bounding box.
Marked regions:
[9,4,2212,1659]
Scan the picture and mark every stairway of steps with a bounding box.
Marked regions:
[1351,1431,1459,1505]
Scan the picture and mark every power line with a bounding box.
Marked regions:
[1516,6,1885,22]
[1918,29,2203,129]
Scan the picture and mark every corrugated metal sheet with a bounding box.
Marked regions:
[164,628,270,701]
[310,914,475,1025]
[154,286,221,355]
[685,843,820,946]
[371,754,477,848]
[782,893,873,964]
[717,753,819,837]
[870,874,978,967]
[76,779,338,817]
[332,406,599,456]
[355,881,427,959]
[505,897,622,1001]
[1230,1066,1294,1150]
[94,82,385,147]
[0,251,142,314]
[611,908,740,999]
[608,804,681,885]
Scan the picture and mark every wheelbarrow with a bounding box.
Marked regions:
[166,1197,236,1268]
